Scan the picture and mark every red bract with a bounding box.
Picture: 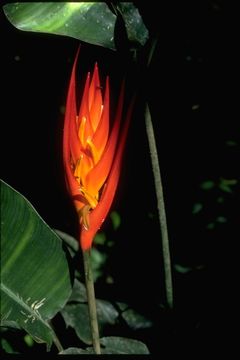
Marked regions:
[63,49,134,250]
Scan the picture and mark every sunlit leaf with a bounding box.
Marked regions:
[3,2,148,50]
[3,2,116,49]
[0,180,72,349]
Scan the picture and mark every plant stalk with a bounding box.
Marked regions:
[52,331,64,353]
[145,103,173,309]
[47,320,64,353]
[82,249,101,354]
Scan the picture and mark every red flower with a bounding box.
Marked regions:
[63,49,134,250]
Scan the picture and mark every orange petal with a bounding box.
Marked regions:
[78,73,93,146]
[63,47,79,169]
[89,63,103,131]
[91,77,110,162]
[80,94,135,250]
[84,80,124,197]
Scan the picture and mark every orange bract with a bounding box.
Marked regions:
[63,49,134,250]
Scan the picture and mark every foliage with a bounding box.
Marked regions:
[1,0,238,355]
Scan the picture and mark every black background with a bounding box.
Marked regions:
[1,0,239,354]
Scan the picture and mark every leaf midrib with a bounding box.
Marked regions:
[1,282,51,329]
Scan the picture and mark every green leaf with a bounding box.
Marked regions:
[94,232,107,246]
[110,211,121,230]
[59,347,94,354]
[3,2,116,49]
[0,180,72,349]
[200,180,215,190]
[60,337,150,355]
[121,308,153,330]
[225,140,237,147]
[3,3,149,50]
[54,229,79,257]
[218,183,232,193]
[24,334,34,347]
[90,248,107,281]
[1,338,19,354]
[61,303,91,345]
[218,178,237,193]
[68,279,87,303]
[192,202,203,214]
[117,3,149,46]
[174,264,193,274]
[100,336,150,354]
[216,216,227,223]
[61,300,118,345]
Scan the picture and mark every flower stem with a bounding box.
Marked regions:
[82,249,101,354]
[145,103,173,309]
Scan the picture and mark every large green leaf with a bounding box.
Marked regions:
[0,180,72,349]
[61,300,118,345]
[3,2,148,50]
[3,2,116,49]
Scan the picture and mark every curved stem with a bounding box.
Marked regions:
[82,249,101,354]
[145,103,173,309]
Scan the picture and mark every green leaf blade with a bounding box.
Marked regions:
[0,180,72,348]
[3,2,116,49]
[118,3,149,46]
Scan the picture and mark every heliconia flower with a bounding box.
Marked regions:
[63,49,134,251]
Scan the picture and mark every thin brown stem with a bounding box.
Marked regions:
[82,249,101,354]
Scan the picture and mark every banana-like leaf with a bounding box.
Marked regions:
[0,180,72,349]
[3,2,148,50]
[3,2,116,49]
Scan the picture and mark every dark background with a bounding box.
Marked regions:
[1,0,239,354]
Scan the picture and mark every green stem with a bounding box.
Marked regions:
[52,331,63,353]
[145,103,173,309]
[47,320,63,353]
[82,249,101,354]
